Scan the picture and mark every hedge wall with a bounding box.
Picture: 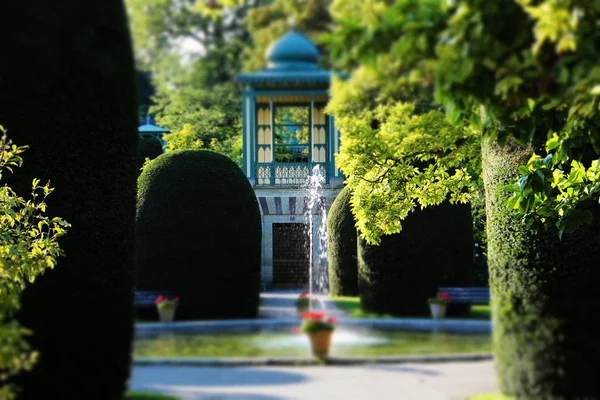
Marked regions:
[136,150,262,320]
[358,202,473,316]
[482,137,600,397]
[327,186,359,296]
[0,1,138,399]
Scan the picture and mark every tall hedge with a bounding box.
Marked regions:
[358,202,473,316]
[0,1,138,399]
[136,150,262,320]
[483,137,600,397]
[327,186,359,296]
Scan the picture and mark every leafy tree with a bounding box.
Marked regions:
[328,0,600,396]
[127,0,260,162]
[0,131,69,399]
[244,0,333,71]
[327,1,481,245]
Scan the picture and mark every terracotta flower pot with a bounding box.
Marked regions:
[157,305,177,322]
[308,330,334,359]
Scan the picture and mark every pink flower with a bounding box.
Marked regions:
[291,327,301,334]
[327,317,338,325]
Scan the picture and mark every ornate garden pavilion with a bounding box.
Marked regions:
[238,30,344,289]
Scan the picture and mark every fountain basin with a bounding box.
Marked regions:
[134,320,492,360]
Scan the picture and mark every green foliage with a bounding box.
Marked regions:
[331,100,480,244]
[135,150,262,320]
[0,132,68,399]
[506,135,600,239]
[327,186,358,296]
[327,0,481,245]
[328,1,600,394]
[432,0,600,233]
[244,0,332,71]
[483,138,600,397]
[1,1,139,397]
[127,0,257,163]
[357,202,473,317]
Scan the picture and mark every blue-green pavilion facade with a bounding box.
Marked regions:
[238,30,344,289]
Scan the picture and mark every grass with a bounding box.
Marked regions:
[331,296,491,320]
[134,330,491,358]
[126,392,179,400]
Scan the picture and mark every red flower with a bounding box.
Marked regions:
[438,292,451,300]
[300,292,309,298]
[301,311,326,320]
[175,297,181,302]
[154,295,166,304]
[327,317,338,325]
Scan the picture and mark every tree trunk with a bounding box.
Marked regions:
[0,1,138,399]
[482,137,600,397]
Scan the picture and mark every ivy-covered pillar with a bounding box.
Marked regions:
[482,137,600,397]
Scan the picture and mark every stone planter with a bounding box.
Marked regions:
[157,305,177,322]
[429,302,447,319]
[308,330,334,359]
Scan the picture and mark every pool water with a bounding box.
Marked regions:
[134,329,491,358]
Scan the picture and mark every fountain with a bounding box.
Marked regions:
[303,164,329,306]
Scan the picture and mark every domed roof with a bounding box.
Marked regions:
[266,30,319,69]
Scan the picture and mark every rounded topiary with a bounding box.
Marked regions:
[483,137,600,397]
[327,186,359,296]
[136,150,262,320]
[1,1,138,398]
[138,136,163,162]
[358,202,473,316]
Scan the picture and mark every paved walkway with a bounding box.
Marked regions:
[259,290,347,319]
[130,360,498,400]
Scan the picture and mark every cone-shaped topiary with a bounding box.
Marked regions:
[0,1,138,398]
[358,202,473,316]
[136,150,262,320]
[327,186,359,296]
[483,137,600,397]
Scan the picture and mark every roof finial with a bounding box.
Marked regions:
[146,110,151,125]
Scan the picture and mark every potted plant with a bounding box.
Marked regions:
[295,291,311,314]
[428,292,451,319]
[298,311,338,360]
[155,295,180,322]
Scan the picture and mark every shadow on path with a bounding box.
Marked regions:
[132,366,308,387]
[364,365,443,376]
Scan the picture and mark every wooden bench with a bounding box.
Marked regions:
[134,290,177,308]
[437,287,491,305]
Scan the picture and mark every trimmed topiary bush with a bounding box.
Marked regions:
[358,202,473,316]
[136,150,262,320]
[327,186,359,296]
[1,1,138,398]
[482,137,600,397]
[138,136,163,163]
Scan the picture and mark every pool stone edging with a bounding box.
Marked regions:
[134,353,493,367]
[135,317,492,337]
